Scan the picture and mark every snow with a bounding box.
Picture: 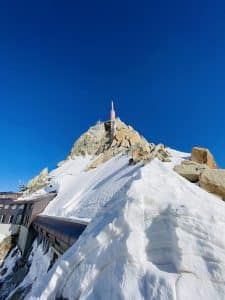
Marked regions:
[23,149,225,299]
[7,239,51,299]
[19,240,51,289]
[0,246,21,280]
[43,154,144,221]
[0,233,6,244]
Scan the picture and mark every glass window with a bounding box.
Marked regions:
[25,215,30,226]
[11,205,17,210]
[15,215,22,225]
[8,215,13,223]
[1,215,5,223]
[4,205,9,209]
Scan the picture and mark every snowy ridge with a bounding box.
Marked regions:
[44,154,144,221]
[25,149,225,299]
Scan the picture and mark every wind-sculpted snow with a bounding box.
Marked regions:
[25,150,225,299]
[44,155,143,220]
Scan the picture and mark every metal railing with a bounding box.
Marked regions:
[32,215,87,254]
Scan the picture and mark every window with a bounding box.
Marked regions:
[55,238,60,246]
[15,215,22,225]
[1,215,5,223]
[11,205,17,210]
[24,215,30,226]
[0,204,3,208]
[8,215,13,223]
[4,205,9,209]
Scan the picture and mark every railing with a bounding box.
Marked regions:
[0,193,87,257]
[32,215,87,254]
[0,192,22,200]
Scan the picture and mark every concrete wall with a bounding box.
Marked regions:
[0,224,20,238]
[18,226,37,255]
[0,224,36,256]
[0,224,33,255]
[18,226,29,253]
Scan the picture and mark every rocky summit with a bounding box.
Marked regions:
[68,118,171,169]
[25,118,171,194]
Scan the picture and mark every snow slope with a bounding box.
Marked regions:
[23,148,225,300]
[43,148,188,221]
[43,154,145,221]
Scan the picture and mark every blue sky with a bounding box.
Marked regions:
[0,0,225,191]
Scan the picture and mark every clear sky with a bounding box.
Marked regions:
[0,0,225,191]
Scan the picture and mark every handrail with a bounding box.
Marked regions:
[32,215,87,254]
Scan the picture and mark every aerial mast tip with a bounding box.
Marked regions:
[110,100,116,121]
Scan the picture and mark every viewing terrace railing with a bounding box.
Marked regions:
[0,192,87,258]
[33,215,87,255]
[0,192,22,200]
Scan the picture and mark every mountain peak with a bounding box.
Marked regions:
[68,118,171,169]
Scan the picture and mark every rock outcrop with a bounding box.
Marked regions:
[26,168,49,194]
[129,143,171,165]
[174,160,207,182]
[191,147,217,169]
[200,169,225,200]
[27,119,171,193]
[68,122,108,159]
[85,119,171,169]
[0,235,17,265]
[174,146,225,200]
